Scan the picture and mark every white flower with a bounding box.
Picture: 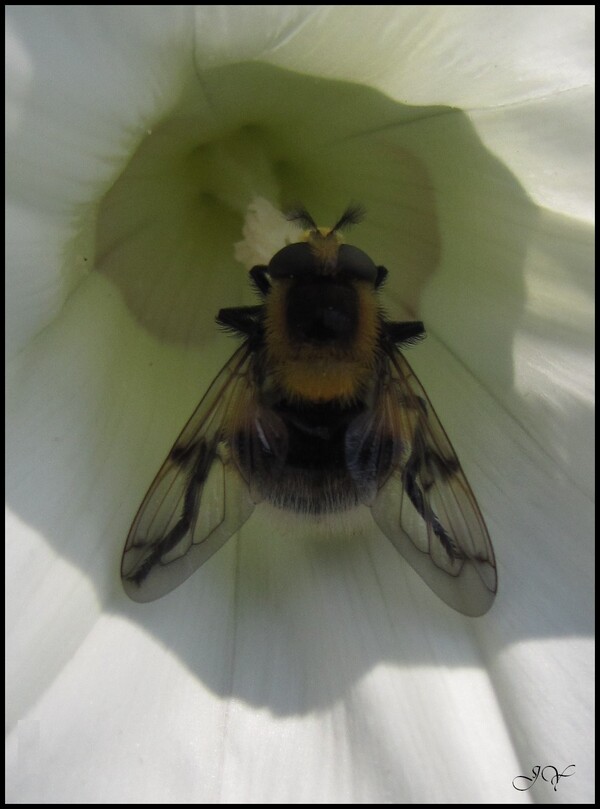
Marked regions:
[6,6,594,803]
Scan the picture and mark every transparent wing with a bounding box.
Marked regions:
[347,347,497,616]
[122,344,262,602]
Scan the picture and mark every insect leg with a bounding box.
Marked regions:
[216,305,264,340]
[249,265,271,295]
[384,321,426,347]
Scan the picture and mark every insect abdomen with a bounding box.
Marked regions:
[232,400,371,514]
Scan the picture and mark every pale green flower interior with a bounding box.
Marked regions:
[95,61,533,354]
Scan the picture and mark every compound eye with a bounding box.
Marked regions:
[337,245,378,282]
[268,243,316,279]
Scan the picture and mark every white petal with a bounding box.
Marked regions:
[5,5,194,355]
[193,6,593,107]
[193,6,594,220]
[470,87,595,219]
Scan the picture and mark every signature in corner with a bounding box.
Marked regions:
[512,764,576,792]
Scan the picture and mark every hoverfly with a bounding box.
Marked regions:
[121,206,497,615]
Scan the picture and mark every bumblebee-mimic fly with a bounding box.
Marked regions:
[121,206,497,615]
